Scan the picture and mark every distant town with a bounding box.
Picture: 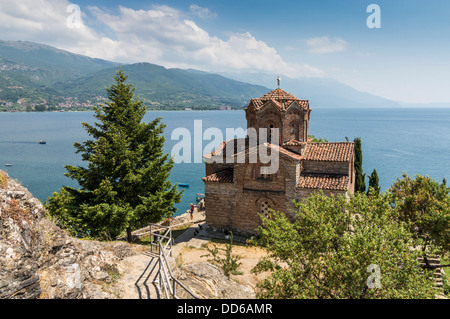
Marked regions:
[0,95,107,112]
[0,95,234,112]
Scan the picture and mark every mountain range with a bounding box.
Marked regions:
[0,40,446,111]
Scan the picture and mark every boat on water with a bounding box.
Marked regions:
[178,183,189,187]
[39,140,46,144]
[5,164,12,167]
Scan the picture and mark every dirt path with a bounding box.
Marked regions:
[112,205,268,299]
[173,238,268,291]
[114,252,160,299]
[113,223,268,298]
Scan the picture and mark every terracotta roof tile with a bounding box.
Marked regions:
[284,139,306,146]
[250,98,264,108]
[303,142,354,162]
[231,142,304,162]
[248,88,309,111]
[266,143,304,161]
[204,139,304,163]
[203,138,251,159]
[202,169,234,183]
[260,88,300,101]
[297,174,349,191]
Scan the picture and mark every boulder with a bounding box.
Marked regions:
[174,262,255,299]
[0,171,137,299]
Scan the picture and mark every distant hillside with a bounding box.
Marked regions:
[53,62,269,109]
[220,72,401,108]
[2,39,433,111]
[0,40,120,109]
[0,40,268,110]
[0,40,119,84]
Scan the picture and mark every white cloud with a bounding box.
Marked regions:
[306,36,347,54]
[189,4,217,19]
[0,0,324,78]
[88,5,323,77]
[0,0,101,50]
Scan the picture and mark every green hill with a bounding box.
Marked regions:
[0,40,269,111]
[0,40,119,84]
[0,40,120,109]
[53,62,269,109]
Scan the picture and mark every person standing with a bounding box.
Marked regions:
[190,203,195,220]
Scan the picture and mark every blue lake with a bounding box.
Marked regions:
[0,108,449,216]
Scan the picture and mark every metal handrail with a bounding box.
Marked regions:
[158,240,200,299]
[158,246,172,299]
[150,223,200,299]
[150,224,172,256]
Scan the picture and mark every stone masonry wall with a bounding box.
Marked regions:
[204,183,236,229]
[204,153,353,236]
[302,160,350,175]
[204,158,300,236]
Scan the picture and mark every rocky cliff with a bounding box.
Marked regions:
[0,171,256,299]
[0,170,143,299]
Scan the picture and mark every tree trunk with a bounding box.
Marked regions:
[126,227,133,243]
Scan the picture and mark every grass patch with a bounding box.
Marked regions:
[201,232,242,278]
[0,171,8,189]
[102,264,122,282]
[172,224,192,239]
[210,237,248,247]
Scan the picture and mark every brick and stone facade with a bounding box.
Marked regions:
[202,88,355,236]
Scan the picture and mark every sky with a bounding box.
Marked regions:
[0,0,449,103]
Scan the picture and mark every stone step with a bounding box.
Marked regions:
[116,253,161,299]
[419,263,442,268]
[419,258,441,264]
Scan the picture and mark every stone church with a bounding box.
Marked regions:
[202,86,355,235]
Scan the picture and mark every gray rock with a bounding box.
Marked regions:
[0,171,137,299]
[174,262,255,299]
[1,171,255,300]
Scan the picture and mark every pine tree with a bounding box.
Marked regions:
[367,168,380,196]
[354,137,366,193]
[46,69,183,242]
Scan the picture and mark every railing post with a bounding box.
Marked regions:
[150,223,153,253]
[170,228,173,257]
[173,279,176,298]
[159,242,163,297]
[149,222,199,299]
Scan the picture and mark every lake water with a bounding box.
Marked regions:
[0,108,449,216]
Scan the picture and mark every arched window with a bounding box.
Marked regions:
[289,121,299,140]
[260,200,271,218]
[290,123,295,133]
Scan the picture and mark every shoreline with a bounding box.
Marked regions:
[0,109,245,113]
[2,106,450,114]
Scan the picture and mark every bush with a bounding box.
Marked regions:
[202,232,242,277]
[250,191,436,299]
